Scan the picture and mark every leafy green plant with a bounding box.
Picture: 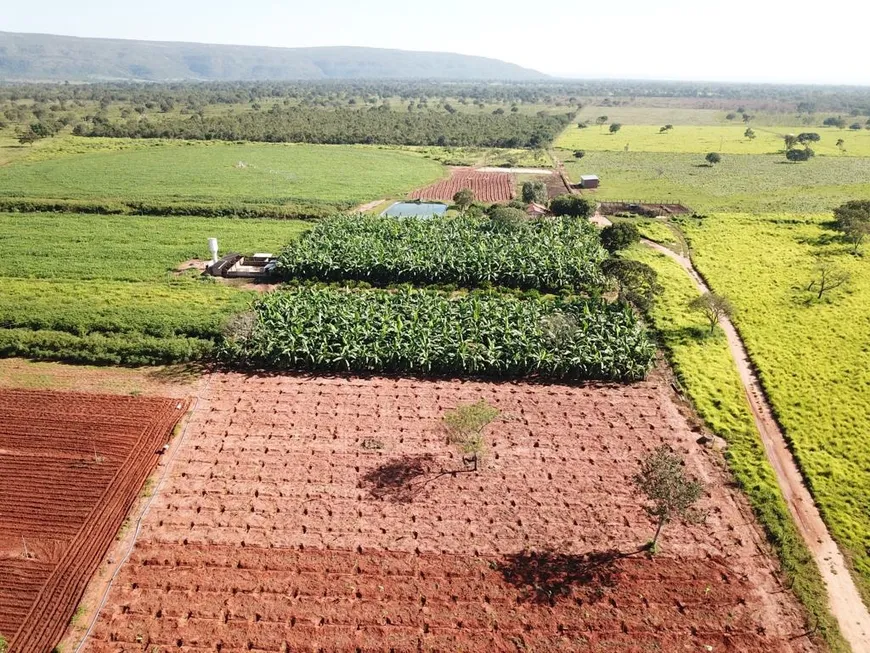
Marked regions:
[276,214,607,292]
[223,287,655,381]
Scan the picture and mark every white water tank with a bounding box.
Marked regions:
[208,238,219,263]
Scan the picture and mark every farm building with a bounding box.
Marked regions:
[580,175,600,189]
[526,202,551,217]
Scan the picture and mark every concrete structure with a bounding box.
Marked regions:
[579,175,600,189]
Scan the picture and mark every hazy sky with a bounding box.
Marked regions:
[4,0,869,85]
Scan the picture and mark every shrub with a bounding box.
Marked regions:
[600,222,641,253]
[550,194,594,218]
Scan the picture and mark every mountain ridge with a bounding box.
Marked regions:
[0,31,547,81]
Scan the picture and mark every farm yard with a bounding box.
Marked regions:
[1,77,869,653]
[83,373,813,652]
[409,167,515,202]
[0,389,187,653]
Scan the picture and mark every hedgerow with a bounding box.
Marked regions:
[222,287,655,381]
[277,214,607,292]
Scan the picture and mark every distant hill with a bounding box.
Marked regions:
[0,32,547,82]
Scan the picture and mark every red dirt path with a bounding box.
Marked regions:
[409,167,515,203]
[0,390,188,653]
[83,374,817,652]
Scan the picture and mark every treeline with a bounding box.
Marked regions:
[74,106,573,148]
[5,80,870,110]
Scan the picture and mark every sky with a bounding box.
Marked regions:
[3,0,870,85]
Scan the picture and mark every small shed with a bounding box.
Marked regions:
[526,202,551,217]
[579,175,600,189]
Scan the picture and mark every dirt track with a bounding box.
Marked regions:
[644,239,870,651]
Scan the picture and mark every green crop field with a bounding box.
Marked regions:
[0,138,446,208]
[678,213,870,603]
[557,124,870,156]
[562,151,870,213]
[0,213,310,364]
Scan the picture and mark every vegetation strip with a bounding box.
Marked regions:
[223,287,655,381]
[277,214,607,292]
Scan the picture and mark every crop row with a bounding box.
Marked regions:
[223,287,654,381]
[277,214,607,292]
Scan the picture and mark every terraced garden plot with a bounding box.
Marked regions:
[409,167,515,202]
[83,374,816,652]
[0,389,187,653]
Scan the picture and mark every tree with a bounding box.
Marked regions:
[609,122,622,134]
[744,127,756,140]
[549,194,594,219]
[443,400,499,472]
[521,180,548,204]
[705,152,721,166]
[806,259,851,300]
[833,200,870,253]
[17,129,40,146]
[600,222,640,253]
[688,292,733,334]
[633,446,704,551]
[836,138,846,153]
[577,122,588,129]
[783,133,798,151]
[742,113,753,123]
[453,188,474,215]
[823,116,847,129]
[659,124,673,133]
[786,147,814,162]
[596,115,609,132]
[573,149,586,159]
[489,206,528,231]
[850,123,863,131]
[797,132,820,145]
[725,112,737,121]
[601,258,663,311]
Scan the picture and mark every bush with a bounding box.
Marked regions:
[550,194,594,218]
[222,287,656,382]
[786,148,814,162]
[600,222,641,253]
[521,180,548,204]
[488,206,529,231]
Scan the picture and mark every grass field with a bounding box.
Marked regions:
[562,151,870,213]
[626,244,848,652]
[0,139,446,207]
[677,213,870,604]
[557,124,870,156]
[0,213,309,364]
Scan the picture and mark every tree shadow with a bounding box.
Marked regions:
[496,547,644,605]
[360,454,440,503]
[144,363,206,384]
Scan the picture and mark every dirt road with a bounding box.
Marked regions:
[644,239,870,652]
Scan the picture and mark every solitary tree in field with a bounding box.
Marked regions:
[833,200,870,253]
[609,122,622,134]
[17,129,39,146]
[797,132,821,145]
[725,112,737,121]
[453,188,475,215]
[443,400,500,472]
[705,152,722,166]
[784,133,798,151]
[573,149,586,159]
[806,259,851,300]
[596,115,609,131]
[521,180,548,204]
[836,138,846,153]
[659,124,673,133]
[633,446,704,552]
[742,113,753,123]
[744,127,756,140]
[600,222,640,253]
[786,147,814,162]
[689,292,733,335]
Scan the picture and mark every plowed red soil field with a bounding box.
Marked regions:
[409,167,515,203]
[0,390,188,653]
[84,374,817,652]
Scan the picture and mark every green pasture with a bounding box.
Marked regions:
[562,151,870,213]
[557,124,870,156]
[627,244,847,651]
[0,213,310,364]
[0,139,446,207]
[680,212,870,603]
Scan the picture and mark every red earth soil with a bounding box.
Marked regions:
[0,389,188,653]
[84,374,817,652]
[409,168,515,203]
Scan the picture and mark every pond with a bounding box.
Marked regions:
[381,201,448,218]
